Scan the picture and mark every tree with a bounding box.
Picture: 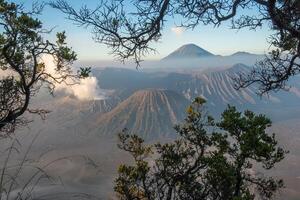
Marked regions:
[0,0,90,136]
[51,0,300,94]
[114,98,287,200]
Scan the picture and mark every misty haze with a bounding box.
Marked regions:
[1,1,300,200]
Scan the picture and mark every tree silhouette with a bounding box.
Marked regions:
[0,0,90,136]
[115,98,287,200]
[51,0,300,94]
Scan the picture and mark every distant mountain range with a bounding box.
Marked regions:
[155,44,265,69]
[97,64,300,106]
[162,43,262,60]
[33,44,300,139]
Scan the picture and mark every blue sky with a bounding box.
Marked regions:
[20,0,273,61]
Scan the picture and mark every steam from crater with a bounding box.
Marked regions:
[42,55,106,100]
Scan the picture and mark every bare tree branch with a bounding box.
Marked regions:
[51,0,300,94]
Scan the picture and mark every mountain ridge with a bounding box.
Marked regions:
[91,89,190,139]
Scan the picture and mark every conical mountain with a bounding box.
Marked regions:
[92,89,190,139]
[162,43,215,60]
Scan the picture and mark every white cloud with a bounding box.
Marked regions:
[42,55,106,101]
[171,27,185,36]
[61,76,107,100]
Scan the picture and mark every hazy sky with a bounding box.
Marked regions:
[21,0,273,61]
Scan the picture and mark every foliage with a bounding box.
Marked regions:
[0,0,90,136]
[115,98,287,200]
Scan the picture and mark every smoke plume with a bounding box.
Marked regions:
[42,55,106,100]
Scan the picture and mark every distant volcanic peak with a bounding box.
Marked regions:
[162,43,215,60]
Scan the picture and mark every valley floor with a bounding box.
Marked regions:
[0,116,298,200]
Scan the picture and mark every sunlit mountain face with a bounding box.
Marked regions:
[88,89,190,139]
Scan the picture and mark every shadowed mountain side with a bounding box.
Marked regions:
[90,89,190,139]
[96,64,300,116]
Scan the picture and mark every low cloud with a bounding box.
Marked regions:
[42,55,106,101]
[171,27,185,36]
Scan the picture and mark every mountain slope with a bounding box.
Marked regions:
[92,89,190,139]
[162,44,215,60]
